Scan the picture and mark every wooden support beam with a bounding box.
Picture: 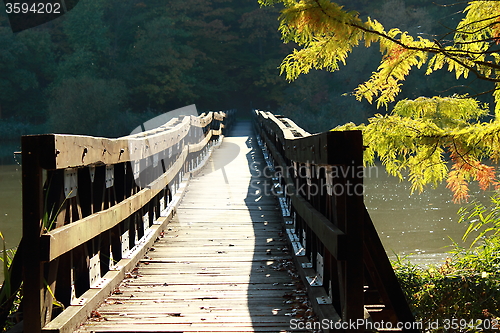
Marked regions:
[41,203,180,333]
[334,130,364,328]
[22,136,48,333]
[188,129,213,153]
[41,148,188,262]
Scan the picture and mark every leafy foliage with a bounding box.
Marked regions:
[458,192,500,246]
[393,254,500,331]
[48,76,128,137]
[393,197,500,330]
[0,25,55,122]
[334,96,500,202]
[130,15,198,106]
[259,0,500,201]
[259,0,500,110]
[0,236,21,331]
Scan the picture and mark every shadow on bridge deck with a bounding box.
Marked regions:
[75,121,307,332]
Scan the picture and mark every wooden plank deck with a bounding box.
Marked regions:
[74,121,310,332]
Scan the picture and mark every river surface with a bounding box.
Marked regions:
[0,164,23,251]
[364,165,491,266]
[0,164,492,268]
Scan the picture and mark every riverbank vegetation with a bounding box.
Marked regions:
[393,245,500,331]
[393,194,500,330]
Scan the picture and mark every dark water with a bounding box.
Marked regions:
[364,165,491,266]
[0,141,21,165]
[0,164,22,251]
[0,163,491,268]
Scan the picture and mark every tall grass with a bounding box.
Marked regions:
[0,234,21,331]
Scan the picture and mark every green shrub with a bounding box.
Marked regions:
[394,254,500,332]
[393,194,500,332]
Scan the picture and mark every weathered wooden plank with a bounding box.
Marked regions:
[166,223,280,230]
[77,317,294,324]
[75,124,305,333]
[164,222,282,229]
[167,218,281,224]
[165,223,284,229]
[146,247,287,254]
[162,235,286,241]
[146,244,287,251]
[188,128,213,152]
[82,324,296,333]
[213,111,225,121]
[104,290,286,297]
[105,282,294,291]
[93,299,292,307]
[36,112,229,170]
[52,117,190,169]
[147,244,287,252]
[83,314,293,322]
[190,112,213,128]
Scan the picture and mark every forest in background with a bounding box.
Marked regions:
[0,0,493,149]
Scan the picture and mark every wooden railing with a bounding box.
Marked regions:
[20,110,235,333]
[254,110,418,332]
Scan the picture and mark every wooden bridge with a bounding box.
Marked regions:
[6,110,418,332]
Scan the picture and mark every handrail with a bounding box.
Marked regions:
[253,110,418,332]
[21,110,235,333]
[34,111,223,169]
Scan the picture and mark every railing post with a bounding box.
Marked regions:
[330,131,365,329]
[22,136,46,333]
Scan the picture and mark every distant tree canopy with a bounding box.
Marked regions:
[0,0,292,136]
[2,0,467,142]
[260,0,500,202]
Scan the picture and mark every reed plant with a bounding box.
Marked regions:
[0,233,21,331]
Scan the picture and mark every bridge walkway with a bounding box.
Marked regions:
[75,121,309,332]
